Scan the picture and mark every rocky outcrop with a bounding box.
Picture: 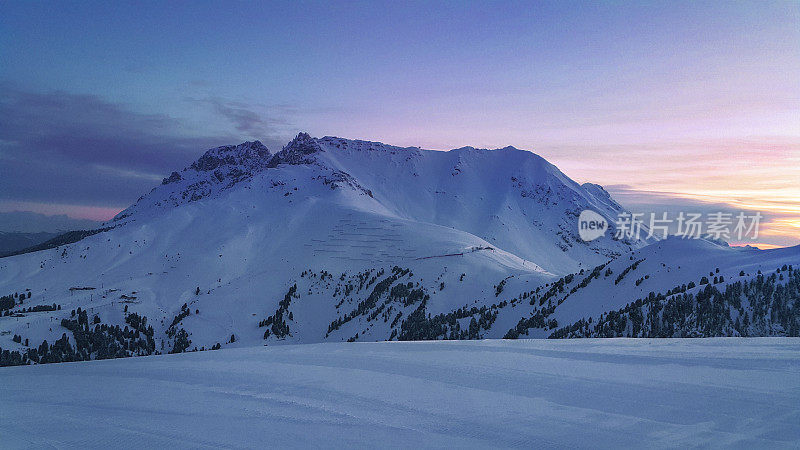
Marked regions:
[190,140,271,172]
[267,132,322,167]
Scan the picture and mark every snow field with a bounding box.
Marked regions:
[1,338,799,448]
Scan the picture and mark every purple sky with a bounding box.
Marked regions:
[0,1,798,247]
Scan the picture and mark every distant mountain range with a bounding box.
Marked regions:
[0,231,59,255]
[0,212,103,257]
[1,134,798,366]
[0,211,100,234]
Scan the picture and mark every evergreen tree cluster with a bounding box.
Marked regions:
[260,284,298,339]
[503,313,558,339]
[0,295,16,313]
[125,312,155,339]
[397,300,502,341]
[505,264,613,338]
[495,278,508,297]
[326,267,411,337]
[0,308,158,367]
[549,265,799,338]
[365,280,428,325]
[615,259,645,285]
[21,303,61,314]
[170,329,191,353]
[0,291,33,315]
[166,303,191,337]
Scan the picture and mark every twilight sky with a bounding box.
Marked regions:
[1,1,798,247]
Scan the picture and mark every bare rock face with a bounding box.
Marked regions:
[162,171,183,185]
[267,132,322,167]
[116,140,275,220]
[190,140,272,172]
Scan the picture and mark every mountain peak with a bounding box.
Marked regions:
[128,134,639,267]
[291,132,313,143]
[268,132,322,167]
[283,132,320,154]
[190,140,271,172]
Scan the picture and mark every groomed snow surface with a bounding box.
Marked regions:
[2,338,799,448]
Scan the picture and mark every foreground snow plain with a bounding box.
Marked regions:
[2,338,799,448]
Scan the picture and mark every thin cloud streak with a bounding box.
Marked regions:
[0,86,293,214]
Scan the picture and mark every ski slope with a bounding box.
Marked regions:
[2,338,799,448]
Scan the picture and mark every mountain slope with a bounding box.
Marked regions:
[495,238,800,339]
[313,137,641,274]
[1,133,797,365]
[6,133,629,356]
[112,133,642,274]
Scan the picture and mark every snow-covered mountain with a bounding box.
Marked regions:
[1,134,798,365]
[112,133,640,273]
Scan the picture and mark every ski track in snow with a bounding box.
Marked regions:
[1,338,799,449]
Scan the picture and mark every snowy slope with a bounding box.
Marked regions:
[311,136,640,273]
[0,133,798,360]
[0,171,546,353]
[552,238,800,326]
[2,338,799,448]
[493,238,800,339]
[0,133,639,354]
[111,133,643,274]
